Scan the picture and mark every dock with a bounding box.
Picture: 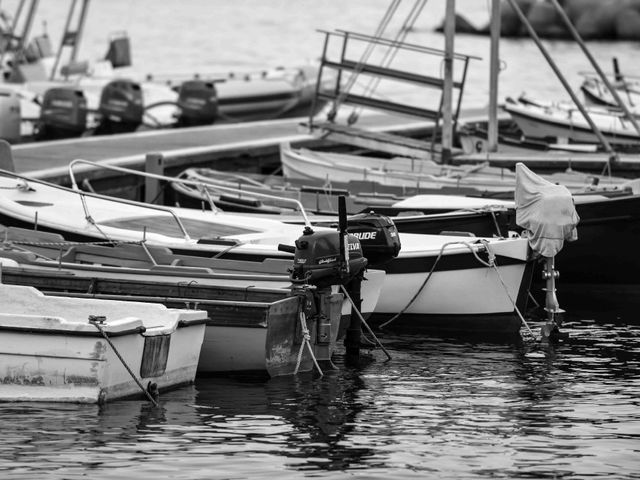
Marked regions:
[11,113,443,186]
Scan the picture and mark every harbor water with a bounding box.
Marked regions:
[1,1,639,478]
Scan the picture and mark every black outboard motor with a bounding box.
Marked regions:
[95,78,143,134]
[288,226,367,289]
[345,212,401,268]
[176,80,219,126]
[36,86,87,140]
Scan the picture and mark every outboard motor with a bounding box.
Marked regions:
[288,226,367,289]
[95,78,143,134]
[36,86,87,140]
[176,80,219,126]
[344,212,401,268]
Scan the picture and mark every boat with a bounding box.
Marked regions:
[0,282,207,403]
[0,168,535,337]
[0,0,332,141]
[280,142,520,197]
[159,63,332,123]
[580,73,640,114]
[0,225,386,375]
[170,167,403,215]
[502,95,640,146]
[456,116,640,155]
[279,141,632,197]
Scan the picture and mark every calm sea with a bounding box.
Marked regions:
[1,1,640,478]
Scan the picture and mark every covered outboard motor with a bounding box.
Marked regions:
[288,226,367,289]
[95,78,143,134]
[36,86,87,140]
[0,87,21,143]
[344,212,401,268]
[176,80,219,126]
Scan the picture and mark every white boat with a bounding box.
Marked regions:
[0,169,535,336]
[280,142,519,195]
[279,142,629,196]
[0,227,384,375]
[503,95,640,146]
[0,282,206,404]
[580,74,640,114]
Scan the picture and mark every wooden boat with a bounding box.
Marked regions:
[0,225,385,322]
[0,227,382,376]
[0,282,207,403]
[170,167,403,215]
[0,257,342,377]
[580,74,640,114]
[279,142,631,197]
[359,188,640,287]
[502,95,640,146]
[456,116,640,156]
[0,169,535,336]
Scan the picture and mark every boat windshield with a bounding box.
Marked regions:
[100,215,259,239]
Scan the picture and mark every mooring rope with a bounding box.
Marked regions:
[88,315,160,407]
[479,240,538,341]
[379,239,537,342]
[293,310,324,376]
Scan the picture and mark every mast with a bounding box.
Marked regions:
[488,0,501,152]
[441,0,455,164]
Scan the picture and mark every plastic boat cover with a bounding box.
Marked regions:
[515,162,579,257]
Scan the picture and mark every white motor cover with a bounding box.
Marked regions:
[515,162,579,257]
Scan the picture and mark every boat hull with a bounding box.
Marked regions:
[0,285,206,403]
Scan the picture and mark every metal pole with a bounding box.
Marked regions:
[50,0,77,80]
[441,0,455,164]
[488,0,501,152]
[505,0,616,156]
[8,0,38,76]
[69,0,90,63]
[548,0,640,137]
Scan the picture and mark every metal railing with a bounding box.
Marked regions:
[67,158,314,229]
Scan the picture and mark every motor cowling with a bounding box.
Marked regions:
[37,86,87,139]
[345,212,401,268]
[176,80,219,126]
[289,227,367,289]
[96,78,143,134]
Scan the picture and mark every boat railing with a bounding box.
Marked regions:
[67,159,314,229]
[0,167,192,241]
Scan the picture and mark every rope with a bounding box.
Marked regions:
[3,238,143,248]
[379,239,533,338]
[329,0,403,115]
[348,0,429,123]
[293,310,323,376]
[88,315,160,407]
[379,239,486,328]
[480,240,538,341]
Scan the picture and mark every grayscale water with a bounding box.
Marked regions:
[1,314,638,479]
[1,1,639,478]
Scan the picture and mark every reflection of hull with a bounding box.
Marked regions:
[0,283,206,403]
